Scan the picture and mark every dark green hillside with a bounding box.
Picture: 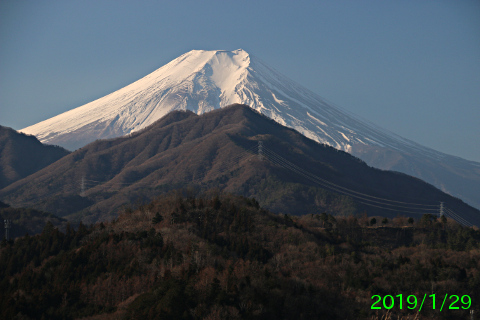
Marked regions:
[352,139,480,212]
[1,105,478,226]
[0,191,478,319]
[0,202,67,239]
[0,125,70,189]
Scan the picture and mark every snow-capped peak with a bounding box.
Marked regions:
[20,49,439,160]
[17,49,480,211]
[20,49,253,149]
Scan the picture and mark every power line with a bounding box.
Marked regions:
[356,201,439,215]
[264,144,438,207]
[6,140,475,228]
[260,144,439,213]
[443,207,473,227]
[260,144,479,226]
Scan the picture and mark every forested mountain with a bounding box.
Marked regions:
[0,201,67,239]
[0,125,70,189]
[1,191,478,319]
[19,49,480,211]
[351,143,480,212]
[1,105,478,226]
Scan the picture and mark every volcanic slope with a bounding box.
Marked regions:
[0,125,70,189]
[18,49,442,155]
[3,105,478,226]
[19,49,480,211]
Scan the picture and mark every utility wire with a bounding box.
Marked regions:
[264,149,438,214]
[356,201,439,215]
[9,141,475,228]
[261,145,439,212]
[262,143,438,207]
[261,145,478,227]
[444,207,473,227]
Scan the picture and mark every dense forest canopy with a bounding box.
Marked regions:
[1,190,479,319]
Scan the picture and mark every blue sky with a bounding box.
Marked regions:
[1,0,479,161]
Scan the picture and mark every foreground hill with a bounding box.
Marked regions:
[2,105,478,226]
[0,200,67,239]
[1,191,478,319]
[0,125,70,189]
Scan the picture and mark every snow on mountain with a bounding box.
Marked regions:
[19,49,423,154]
[19,49,480,210]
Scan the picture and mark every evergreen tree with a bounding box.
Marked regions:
[152,212,163,224]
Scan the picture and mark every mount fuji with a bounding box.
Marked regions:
[20,49,480,210]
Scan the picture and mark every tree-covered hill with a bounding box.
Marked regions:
[0,125,69,189]
[0,200,67,239]
[1,190,478,319]
[2,105,478,227]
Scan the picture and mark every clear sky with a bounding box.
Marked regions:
[1,0,479,162]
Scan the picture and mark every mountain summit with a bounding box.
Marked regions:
[19,49,411,152]
[19,49,480,209]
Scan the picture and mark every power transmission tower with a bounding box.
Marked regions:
[80,175,86,197]
[439,202,444,218]
[258,141,264,161]
[4,219,11,241]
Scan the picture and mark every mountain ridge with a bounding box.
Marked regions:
[18,49,440,155]
[3,105,478,226]
[18,49,480,210]
[0,125,70,189]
